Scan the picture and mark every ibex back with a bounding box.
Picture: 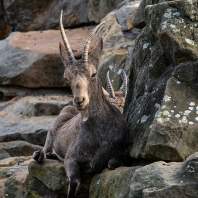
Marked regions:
[33,11,129,198]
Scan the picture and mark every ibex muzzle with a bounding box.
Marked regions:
[72,76,89,110]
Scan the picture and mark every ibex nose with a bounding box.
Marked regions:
[74,97,84,105]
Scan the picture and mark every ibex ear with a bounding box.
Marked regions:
[89,38,103,69]
[59,42,70,67]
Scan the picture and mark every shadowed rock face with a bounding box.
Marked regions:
[125,0,198,161]
[4,0,123,32]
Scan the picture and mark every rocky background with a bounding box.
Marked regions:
[0,0,198,197]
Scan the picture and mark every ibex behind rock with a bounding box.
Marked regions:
[33,11,129,198]
[106,70,127,113]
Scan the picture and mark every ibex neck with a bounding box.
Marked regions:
[81,79,111,120]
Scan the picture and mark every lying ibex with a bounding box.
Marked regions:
[33,11,129,198]
[106,70,127,113]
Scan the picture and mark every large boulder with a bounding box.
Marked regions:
[0,27,94,88]
[3,160,93,198]
[132,0,175,28]
[95,0,141,91]
[125,0,198,161]
[0,141,42,160]
[90,152,198,198]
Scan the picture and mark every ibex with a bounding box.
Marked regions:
[33,11,129,198]
[106,70,127,113]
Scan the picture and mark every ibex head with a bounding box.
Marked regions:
[59,11,105,110]
[106,70,128,113]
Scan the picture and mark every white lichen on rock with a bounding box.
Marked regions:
[182,116,188,123]
[97,180,100,184]
[143,43,149,49]
[154,103,161,109]
[141,115,149,123]
[161,105,166,109]
[185,38,195,46]
[164,12,172,18]
[161,24,167,30]
[187,0,197,4]
[149,124,153,129]
[164,8,180,19]
[184,110,191,115]
[170,24,180,33]
[157,117,169,123]
[109,64,114,70]
[189,107,194,111]
[163,110,171,117]
[163,95,171,102]
[117,69,122,75]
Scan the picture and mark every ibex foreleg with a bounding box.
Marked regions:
[33,130,53,162]
[65,158,81,198]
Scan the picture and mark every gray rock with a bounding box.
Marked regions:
[115,0,141,31]
[4,168,28,198]
[90,152,198,198]
[132,0,174,28]
[0,95,72,146]
[94,1,140,91]
[0,28,94,88]
[25,160,92,198]
[4,0,124,31]
[90,166,140,198]
[87,0,124,23]
[125,0,198,161]
[0,141,42,160]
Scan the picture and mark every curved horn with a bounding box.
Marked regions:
[107,71,115,99]
[60,10,76,64]
[82,21,105,63]
[121,69,127,97]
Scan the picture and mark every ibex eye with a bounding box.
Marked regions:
[91,73,97,78]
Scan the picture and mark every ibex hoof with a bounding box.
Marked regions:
[33,150,45,163]
[108,157,122,170]
[46,153,58,160]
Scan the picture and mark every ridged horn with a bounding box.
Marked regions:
[60,10,76,64]
[121,69,127,97]
[107,71,115,99]
[82,21,105,63]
